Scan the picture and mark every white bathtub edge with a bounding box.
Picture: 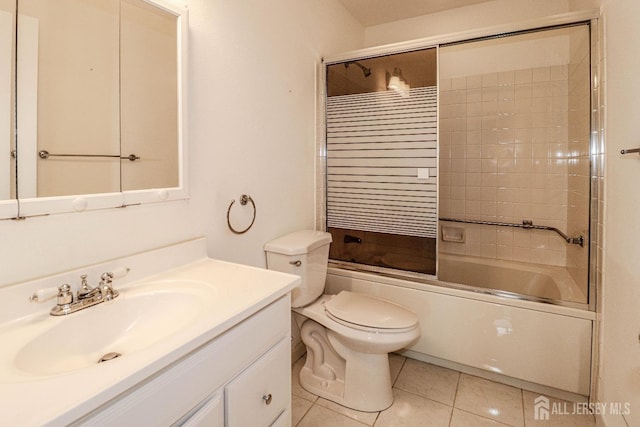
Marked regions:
[328,266,595,321]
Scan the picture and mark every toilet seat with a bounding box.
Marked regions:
[324,291,418,332]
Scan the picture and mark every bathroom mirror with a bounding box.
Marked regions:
[6,0,187,218]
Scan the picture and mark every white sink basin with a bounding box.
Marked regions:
[9,280,217,377]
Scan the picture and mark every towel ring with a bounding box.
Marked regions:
[227,194,256,234]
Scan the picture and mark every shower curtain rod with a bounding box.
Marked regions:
[439,217,584,247]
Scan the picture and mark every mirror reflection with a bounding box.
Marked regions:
[0,0,15,200]
[12,0,179,200]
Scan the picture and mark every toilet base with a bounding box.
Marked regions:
[299,319,394,412]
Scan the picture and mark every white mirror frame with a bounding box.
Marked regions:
[0,0,188,220]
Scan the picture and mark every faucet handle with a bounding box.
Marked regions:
[29,286,60,303]
[29,284,72,304]
[106,267,130,280]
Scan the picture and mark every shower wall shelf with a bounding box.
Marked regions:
[439,218,584,247]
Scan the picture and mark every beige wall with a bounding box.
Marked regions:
[598,0,640,425]
[363,0,598,47]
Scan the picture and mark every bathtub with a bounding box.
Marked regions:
[324,263,595,398]
[437,253,587,304]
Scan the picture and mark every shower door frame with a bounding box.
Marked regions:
[319,10,602,314]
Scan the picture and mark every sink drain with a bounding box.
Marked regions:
[97,352,122,363]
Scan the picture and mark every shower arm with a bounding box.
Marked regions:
[344,61,371,77]
[439,218,584,247]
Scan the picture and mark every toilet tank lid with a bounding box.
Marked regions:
[264,230,332,255]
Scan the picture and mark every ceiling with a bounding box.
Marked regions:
[337,0,496,27]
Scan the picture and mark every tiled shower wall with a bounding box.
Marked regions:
[439,57,589,274]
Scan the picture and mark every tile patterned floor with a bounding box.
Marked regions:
[292,355,595,427]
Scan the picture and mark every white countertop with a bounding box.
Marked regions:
[0,239,299,426]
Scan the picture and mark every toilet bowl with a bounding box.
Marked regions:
[264,230,420,412]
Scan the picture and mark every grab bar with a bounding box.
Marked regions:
[439,217,584,247]
[38,150,140,161]
[621,147,640,155]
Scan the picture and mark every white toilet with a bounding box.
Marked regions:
[264,230,420,412]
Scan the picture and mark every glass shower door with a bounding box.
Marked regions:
[437,24,591,304]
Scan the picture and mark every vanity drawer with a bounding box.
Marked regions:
[226,337,291,427]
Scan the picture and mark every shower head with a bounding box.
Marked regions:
[345,61,372,78]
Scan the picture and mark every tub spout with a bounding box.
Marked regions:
[344,234,362,244]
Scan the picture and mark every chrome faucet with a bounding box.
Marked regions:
[30,269,128,316]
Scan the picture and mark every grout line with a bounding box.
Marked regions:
[448,371,462,426]
[521,388,526,427]
[390,386,456,411]
[391,355,407,386]
[294,398,314,427]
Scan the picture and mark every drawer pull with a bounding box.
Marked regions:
[262,394,272,405]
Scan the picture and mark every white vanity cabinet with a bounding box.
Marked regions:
[75,295,292,427]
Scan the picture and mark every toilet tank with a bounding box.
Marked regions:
[264,230,332,308]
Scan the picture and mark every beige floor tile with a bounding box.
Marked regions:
[292,356,319,402]
[454,374,524,427]
[316,398,379,426]
[374,388,453,427]
[389,353,406,385]
[298,405,370,427]
[394,359,460,406]
[450,408,513,426]
[522,390,595,426]
[292,395,315,426]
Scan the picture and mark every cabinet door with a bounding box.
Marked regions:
[176,391,223,427]
[226,337,290,427]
